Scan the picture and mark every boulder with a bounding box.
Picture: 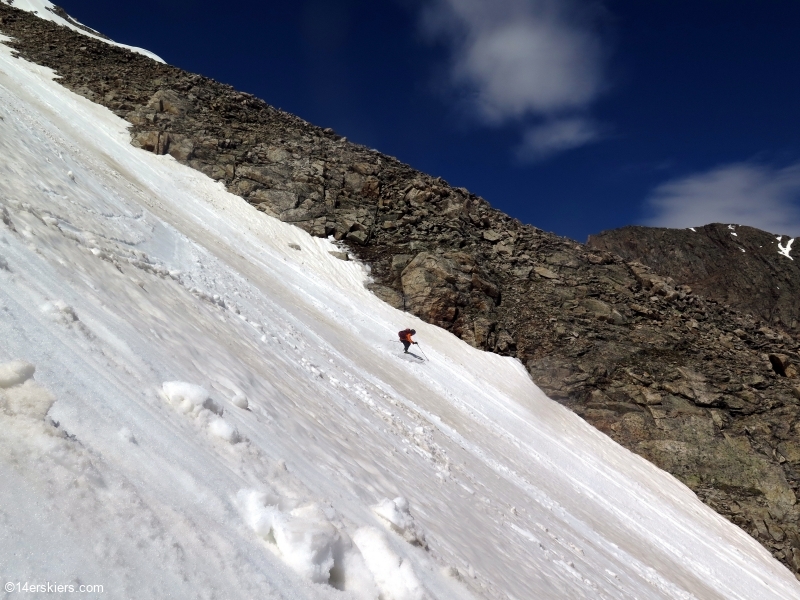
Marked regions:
[401,253,467,327]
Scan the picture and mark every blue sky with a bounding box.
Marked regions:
[56,0,800,241]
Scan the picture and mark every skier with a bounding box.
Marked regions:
[398,328,417,353]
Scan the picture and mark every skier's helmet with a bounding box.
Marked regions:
[410,329,416,335]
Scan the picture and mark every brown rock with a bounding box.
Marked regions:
[401,253,462,327]
[534,266,560,280]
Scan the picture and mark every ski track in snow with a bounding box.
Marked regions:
[0,36,799,600]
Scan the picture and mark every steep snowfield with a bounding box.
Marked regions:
[0,37,799,600]
[1,0,164,62]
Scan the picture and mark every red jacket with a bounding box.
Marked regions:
[399,329,414,343]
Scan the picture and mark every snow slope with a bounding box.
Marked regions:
[0,36,799,600]
[1,0,164,62]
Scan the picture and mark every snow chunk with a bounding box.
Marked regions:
[117,427,137,444]
[688,227,696,232]
[373,497,427,547]
[0,360,36,389]
[331,534,381,597]
[353,527,427,600]
[161,381,222,416]
[238,491,341,584]
[274,504,339,584]
[777,236,795,260]
[239,489,283,539]
[41,299,78,323]
[231,392,249,410]
[0,380,55,420]
[208,417,239,444]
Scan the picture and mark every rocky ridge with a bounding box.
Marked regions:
[589,223,800,335]
[3,3,800,576]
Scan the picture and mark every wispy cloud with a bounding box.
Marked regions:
[420,0,608,158]
[516,117,601,161]
[643,162,800,236]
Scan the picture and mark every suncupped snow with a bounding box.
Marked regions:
[0,33,799,600]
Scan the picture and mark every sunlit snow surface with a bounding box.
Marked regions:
[0,40,799,600]
[1,0,164,62]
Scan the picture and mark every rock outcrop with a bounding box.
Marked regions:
[4,3,800,576]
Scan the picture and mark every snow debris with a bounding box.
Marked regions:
[41,299,78,324]
[0,365,53,420]
[117,427,137,444]
[353,527,428,600]
[273,504,340,584]
[208,417,239,444]
[0,360,36,389]
[373,497,427,547]
[161,381,223,416]
[231,392,249,409]
[0,372,55,421]
[237,489,379,593]
[728,224,736,230]
[777,236,795,260]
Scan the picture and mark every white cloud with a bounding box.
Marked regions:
[644,162,800,236]
[516,117,601,161]
[421,0,607,128]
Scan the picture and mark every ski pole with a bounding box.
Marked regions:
[415,343,429,361]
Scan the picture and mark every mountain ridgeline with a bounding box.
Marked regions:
[589,223,800,334]
[3,3,800,576]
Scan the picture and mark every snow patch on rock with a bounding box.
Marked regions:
[777,236,795,260]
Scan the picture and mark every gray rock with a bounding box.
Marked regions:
[391,254,413,272]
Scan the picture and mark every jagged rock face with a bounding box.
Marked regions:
[589,224,800,334]
[4,3,800,576]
